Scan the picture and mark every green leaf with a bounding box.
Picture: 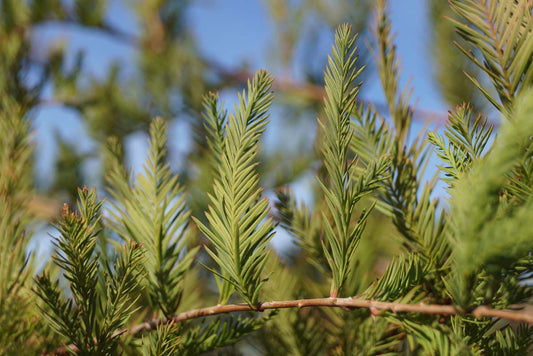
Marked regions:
[106,118,198,317]
[34,187,144,354]
[428,103,494,189]
[194,70,275,306]
[319,24,386,297]
[449,0,533,112]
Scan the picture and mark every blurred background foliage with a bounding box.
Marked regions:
[0,0,499,354]
[7,0,484,207]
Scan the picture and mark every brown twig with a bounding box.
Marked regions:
[127,298,533,335]
[52,297,533,355]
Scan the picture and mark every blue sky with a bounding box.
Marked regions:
[33,0,448,176]
[30,0,451,254]
[186,0,446,110]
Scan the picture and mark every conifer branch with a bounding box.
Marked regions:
[106,118,198,317]
[319,24,367,298]
[53,297,533,355]
[130,299,533,331]
[194,70,275,307]
[10,0,533,353]
[449,0,533,112]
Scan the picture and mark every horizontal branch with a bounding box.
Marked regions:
[53,297,533,355]
[127,298,533,335]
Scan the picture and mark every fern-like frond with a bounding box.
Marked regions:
[53,189,102,331]
[100,241,145,344]
[106,118,199,316]
[450,88,533,308]
[363,2,452,277]
[372,0,413,143]
[449,0,533,112]
[194,70,275,307]
[203,92,227,171]
[428,104,494,189]
[368,0,426,233]
[366,252,427,302]
[319,24,389,298]
[34,187,145,354]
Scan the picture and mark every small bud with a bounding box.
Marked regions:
[370,306,379,321]
[61,203,70,217]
